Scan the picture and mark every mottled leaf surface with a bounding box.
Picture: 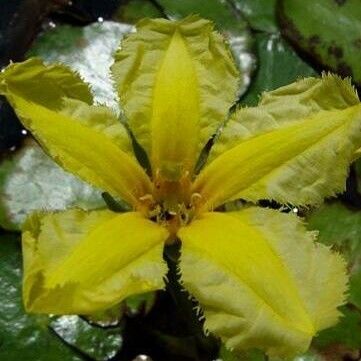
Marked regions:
[241,33,316,106]
[307,202,361,356]
[307,202,361,309]
[0,139,104,231]
[28,21,133,111]
[314,306,361,352]
[50,315,123,360]
[114,0,163,23]
[231,0,277,33]
[279,0,361,85]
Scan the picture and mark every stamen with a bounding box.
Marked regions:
[139,194,154,202]
[191,192,202,207]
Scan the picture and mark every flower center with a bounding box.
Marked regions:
[138,170,202,238]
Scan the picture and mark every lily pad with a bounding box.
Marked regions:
[125,292,156,317]
[305,202,361,355]
[0,234,81,361]
[241,33,317,106]
[114,0,163,23]
[271,351,323,361]
[50,315,123,361]
[307,202,361,274]
[28,20,133,111]
[219,346,264,361]
[279,0,361,86]
[219,346,323,361]
[231,0,278,33]
[0,139,105,231]
[307,201,361,309]
[155,0,256,96]
[156,0,247,31]
[313,306,361,355]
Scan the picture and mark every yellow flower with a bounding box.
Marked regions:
[1,16,361,358]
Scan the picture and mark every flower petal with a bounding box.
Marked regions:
[1,58,151,207]
[11,97,152,206]
[193,75,361,209]
[23,209,168,314]
[178,209,347,357]
[60,98,133,154]
[112,16,238,179]
[0,58,93,106]
[0,58,133,154]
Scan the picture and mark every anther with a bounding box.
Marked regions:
[139,194,154,203]
[191,192,202,206]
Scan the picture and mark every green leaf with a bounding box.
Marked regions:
[114,0,163,23]
[156,0,248,31]
[271,350,323,361]
[125,292,156,316]
[291,352,323,361]
[85,303,124,327]
[306,201,361,355]
[0,139,105,231]
[307,201,361,310]
[28,21,133,111]
[219,346,323,361]
[219,345,264,361]
[241,33,316,106]
[231,0,278,33]
[0,234,81,361]
[154,0,255,96]
[50,316,123,360]
[306,201,361,271]
[279,0,361,86]
[349,271,361,310]
[314,306,361,350]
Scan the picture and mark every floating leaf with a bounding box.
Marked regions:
[307,202,361,355]
[156,0,247,31]
[0,139,105,231]
[241,33,316,106]
[50,315,123,361]
[314,306,361,353]
[0,234,81,361]
[85,303,125,328]
[307,202,361,309]
[271,351,323,361]
[28,21,133,111]
[155,0,255,96]
[231,0,277,33]
[219,346,323,361]
[125,292,156,317]
[307,202,361,268]
[114,0,163,23]
[85,292,157,328]
[279,0,361,86]
[219,345,264,361]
